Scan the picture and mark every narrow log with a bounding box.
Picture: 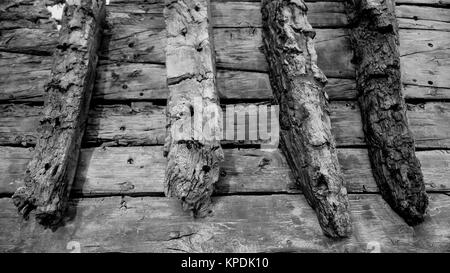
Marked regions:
[261,0,352,238]
[11,0,105,226]
[163,0,224,217]
[346,0,428,225]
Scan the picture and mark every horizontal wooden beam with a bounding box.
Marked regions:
[2,26,449,101]
[104,0,349,28]
[1,146,449,196]
[396,0,450,6]
[0,0,60,30]
[0,27,354,76]
[1,102,449,149]
[0,52,357,102]
[0,193,449,252]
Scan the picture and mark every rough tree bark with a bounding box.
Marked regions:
[12,0,105,226]
[346,0,428,225]
[163,0,224,217]
[261,0,352,238]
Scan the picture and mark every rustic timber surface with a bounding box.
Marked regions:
[261,0,351,238]
[163,0,224,217]
[347,0,428,225]
[10,0,106,226]
[0,0,449,252]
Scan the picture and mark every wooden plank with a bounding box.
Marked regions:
[0,194,449,252]
[5,27,450,101]
[101,27,354,76]
[1,25,354,76]
[1,146,449,196]
[213,28,354,77]
[1,55,356,102]
[396,5,450,23]
[332,101,450,149]
[400,29,450,57]
[0,52,52,102]
[261,0,351,238]
[398,18,450,31]
[211,1,348,28]
[0,28,58,55]
[0,0,59,30]
[11,0,106,226]
[0,146,296,195]
[403,85,450,100]
[399,29,450,99]
[401,49,450,89]
[94,64,274,101]
[396,0,450,5]
[1,101,449,148]
[107,0,349,28]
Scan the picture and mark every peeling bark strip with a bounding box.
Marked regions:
[347,0,428,225]
[163,0,224,217]
[261,0,352,238]
[12,0,105,226]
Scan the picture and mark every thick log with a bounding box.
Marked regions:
[11,0,105,226]
[261,0,351,238]
[347,0,428,225]
[163,0,224,217]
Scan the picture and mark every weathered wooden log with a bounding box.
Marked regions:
[346,0,428,225]
[11,0,105,226]
[163,0,224,217]
[261,0,352,238]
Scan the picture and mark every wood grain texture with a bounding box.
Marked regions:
[95,63,275,100]
[396,0,450,5]
[398,18,450,31]
[1,101,449,148]
[106,0,349,28]
[262,0,351,238]
[4,26,449,102]
[11,0,106,226]
[0,194,449,252]
[100,26,355,76]
[399,29,450,99]
[396,5,450,24]
[1,146,450,196]
[163,0,224,217]
[348,0,428,225]
[1,27,355,74]
[94,65,354,101]
[0,0,60,30]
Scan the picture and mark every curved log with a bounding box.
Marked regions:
[261,0,352,238]
[346,0,428,225]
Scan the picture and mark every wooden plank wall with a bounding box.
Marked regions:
[0,0,449,252]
